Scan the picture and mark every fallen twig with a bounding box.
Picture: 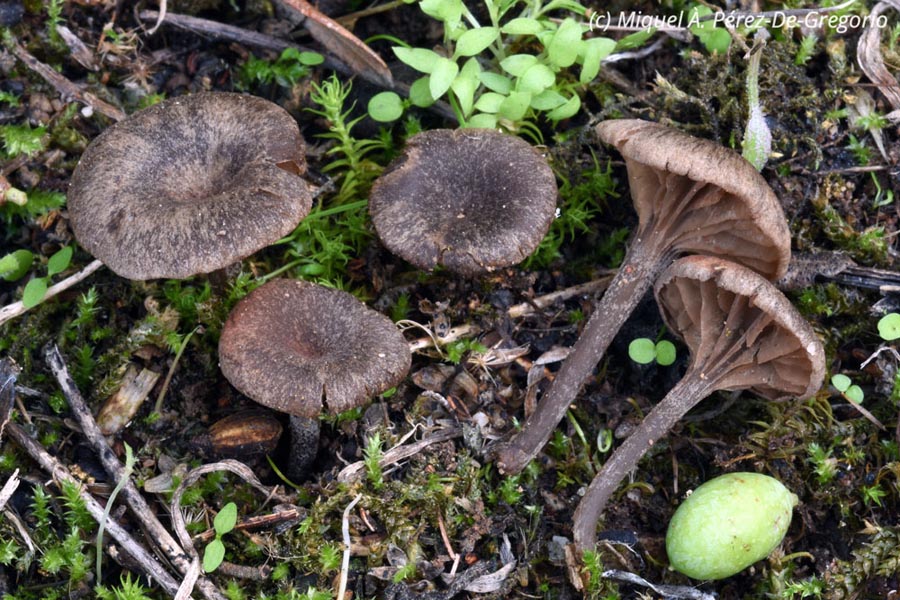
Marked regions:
[0,259,104,327]
[43,345,226,600]
[6,422,182,596]
[338,494,363,600]
[7,39,125,121]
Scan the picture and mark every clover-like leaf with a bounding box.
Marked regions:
[877,313,900,341]
[628,338,656,365]
[830,374,852,393]
[368,92,404,122]
[655,340,677,366]
[845,385,864,404]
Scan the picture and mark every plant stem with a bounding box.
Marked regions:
[571,372,714,551]
[493,238,670,474]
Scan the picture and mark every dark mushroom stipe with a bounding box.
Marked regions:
[492,119,791,475]
[571,256,824,552]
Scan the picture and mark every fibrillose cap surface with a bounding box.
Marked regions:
[654,256,825,400]
[369,129,558,276]
[68,93,312,280]
[218,279,412,419]
[596,119,791,281]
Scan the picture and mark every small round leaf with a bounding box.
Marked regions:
[655,340,677,366]
[299,52,325,66]
[473,92,505,114]
[845,385,864,404]
[409,77,436,107]
[628,338,656,365]
[22,277,48,309]
[478,71,513,94]
[368,92,404,122]
[547,18,583,68]
[203,539,226,573]
[518,63,555,94]
[830,373,852,393]
[877,313,900,341]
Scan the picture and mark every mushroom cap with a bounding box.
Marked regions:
[218,279,411,418]
[654,256,825,400]
[596,119,791,280]
[368,128,558,276]
[68,93,312,280]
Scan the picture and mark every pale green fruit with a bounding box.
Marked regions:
[666,472,798,580]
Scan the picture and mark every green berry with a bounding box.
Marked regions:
[665,472,798,580]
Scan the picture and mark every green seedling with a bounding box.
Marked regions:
[203,502,238,573]
[628,338,676,366]
[831,373,864,404]
[364,432,385,491]
[383,0,618,130]
[878,313,900,341]
[22,245,73,309]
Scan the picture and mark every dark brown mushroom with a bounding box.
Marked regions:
[493,119,791,474]
[571,255,824,552]
[368,128,558,276]
[218,278,411,475]
[68,93,311,280]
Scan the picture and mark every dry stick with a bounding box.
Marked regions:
[0,259,104,327]
[6,422,182,596]
[338,494,363,600]
[8,40,126,121]
[43,345,226,600]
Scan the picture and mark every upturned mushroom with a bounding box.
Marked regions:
[68,93,312,280]
[368,128,558,276]
[218,278,411,476]
[493,119,791,474]
[571,255,824,552]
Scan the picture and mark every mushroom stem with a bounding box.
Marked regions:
[494,238,672,474]
[286,415,321,481]
[571,371,715,551]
